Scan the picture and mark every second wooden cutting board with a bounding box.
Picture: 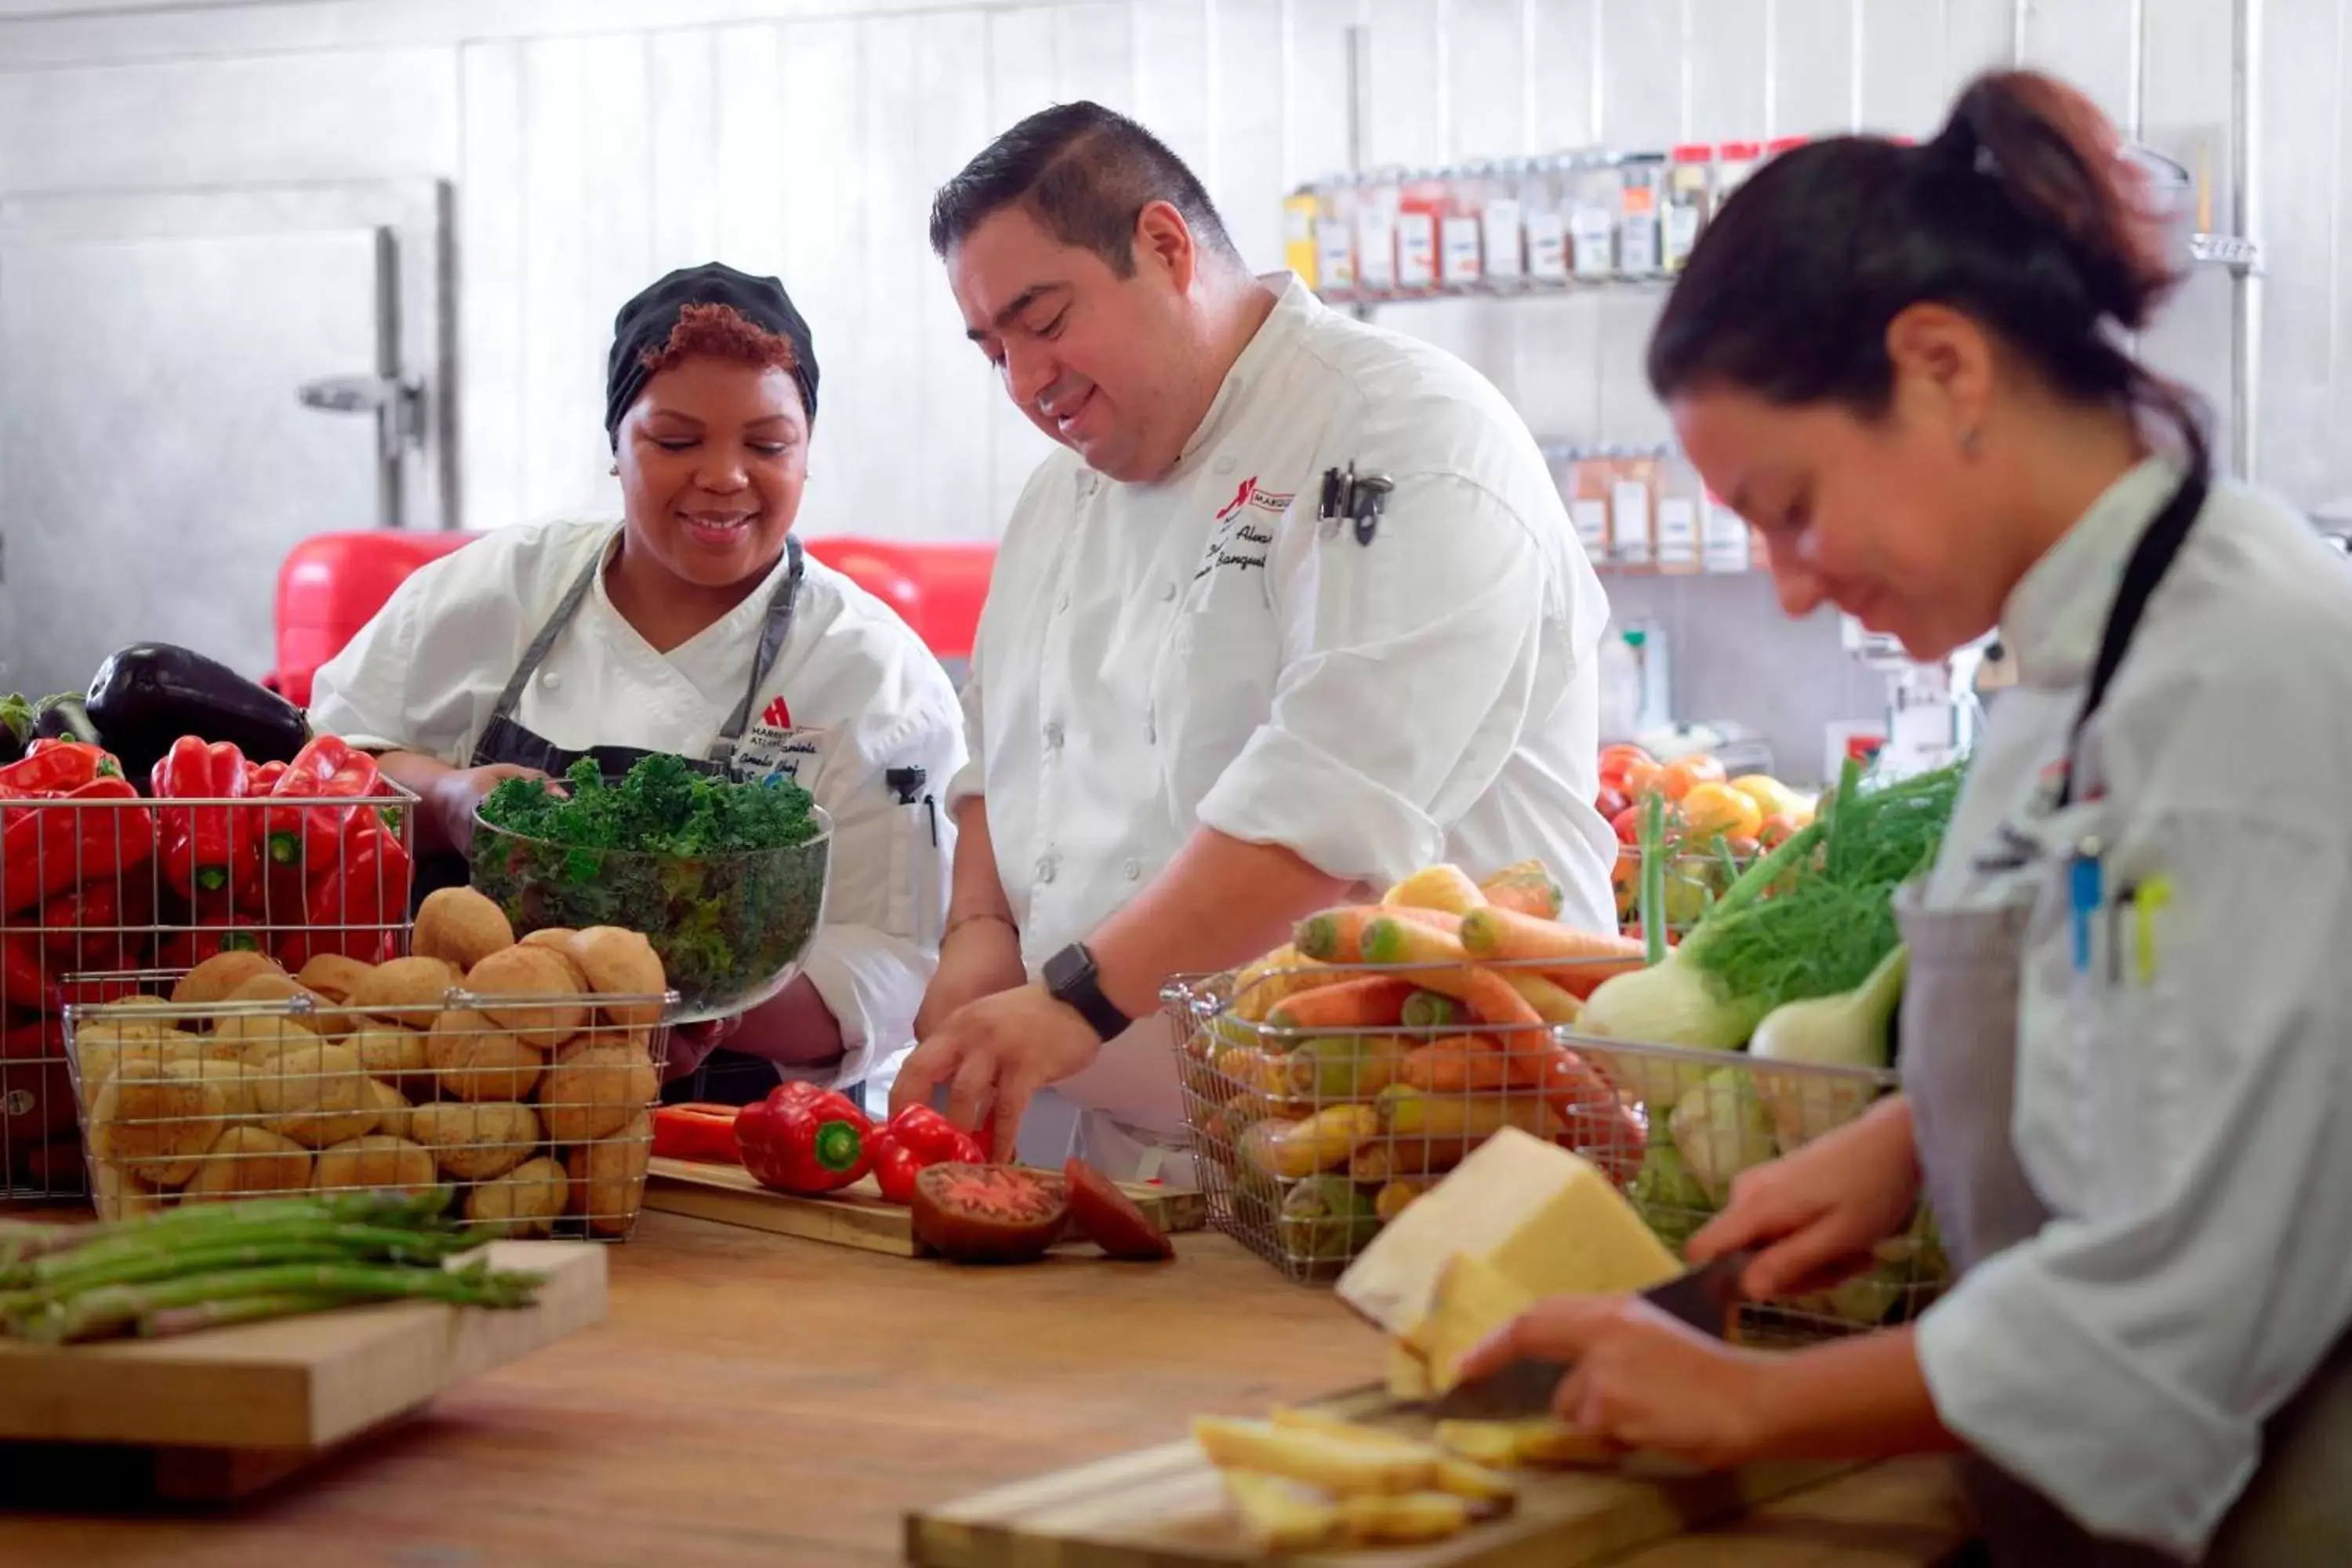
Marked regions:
[641,1157,1207,1257]
[905,1385,1857,1567]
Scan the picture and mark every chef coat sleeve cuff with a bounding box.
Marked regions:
[1194,725,1444,884]
[793,921,937,1093]
[1915,1250,2258,1556]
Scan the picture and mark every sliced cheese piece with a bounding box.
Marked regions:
[1386,1342,1434,1402]
[1424,1252,1537,1392]
[1336,1126,1681,1341]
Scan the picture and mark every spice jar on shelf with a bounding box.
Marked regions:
[1662,144,1714,274]
[1609,445,1659,569]
[1481,158,1526,283]
[1566,445,1612,559]
[1354,167,1400,292]
[1713,140,1762,212]
[1396,169,1446,289]
[1616,153,1667,278]
[1441,165,1488,287]
[1311,174,1357,293]
[1569,152,1622,282]
[1282,187,1320,289]
[1654,447,1705,573]
[1704,488,1751,573]
[1523,155,1570,281]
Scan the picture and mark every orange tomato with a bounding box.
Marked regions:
[1620,757,1666,800]
[1659,753,1727,802]
[1730,775,1791,818]
[1679,781,1764,841]
[1599,746,1656,795]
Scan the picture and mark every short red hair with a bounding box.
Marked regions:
[639,301,800,378]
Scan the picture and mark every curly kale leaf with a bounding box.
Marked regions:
[475,753,819,855]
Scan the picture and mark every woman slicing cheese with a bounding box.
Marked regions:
[1460,71,2352,1565]
[307,263,964,1108]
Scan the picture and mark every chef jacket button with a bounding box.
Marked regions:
[1121,859,1142,882]
[1159,581,1177,603]
[1214,456,1236,476]
[541,670,561,690]
[1044,719,1064,749]
[1036,855,1058,885]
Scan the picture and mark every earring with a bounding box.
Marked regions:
[1959,427,1983,456]
[608,462,619,476]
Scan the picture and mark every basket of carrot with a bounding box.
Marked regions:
[1166,858,1655,1285]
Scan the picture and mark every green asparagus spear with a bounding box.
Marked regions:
[27,1260,545,1345]
[136,1293,354,1339]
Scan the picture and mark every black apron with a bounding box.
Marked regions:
[430,532,819,1109]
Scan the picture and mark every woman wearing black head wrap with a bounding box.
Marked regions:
[308,263,965,1106]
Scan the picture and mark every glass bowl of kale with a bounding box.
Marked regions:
[468,755,833,1025]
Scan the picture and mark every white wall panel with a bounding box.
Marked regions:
[1769,0,1857,136]
[778,17,866,539]
[517,34,595,524]
[1364,0,1444,167]
[1448,0,1530,162]
[1687,0,1768,144]
[458,39,527,535]
[2016,0,2136,130]
[646,29,720,278]
[1596,0,1680,149]
[1527,0,1599,151]
[1213,0,1290,271]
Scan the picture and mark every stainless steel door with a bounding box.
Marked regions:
[0,180,454,701]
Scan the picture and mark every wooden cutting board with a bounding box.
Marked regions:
[905,1385,1857,1567]
[642,1156,1207,1257]
[0,1240,606,1483]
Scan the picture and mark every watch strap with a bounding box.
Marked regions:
[1047,943,1133,1042]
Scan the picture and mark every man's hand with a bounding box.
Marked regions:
[427,763,551,857]
[1686,1095,1922,1302]
[660,1014,743,1081]
[889,982,1102,1160]
[913,914,1026,1042]
[1455,1296,1777,1471]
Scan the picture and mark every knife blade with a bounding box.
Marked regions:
[1421,1250,1755,1422]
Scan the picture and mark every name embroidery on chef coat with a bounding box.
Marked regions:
[1195,474,1293,583]
[732,695,828,783]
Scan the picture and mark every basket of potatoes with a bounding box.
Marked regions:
[63,886,681,1240]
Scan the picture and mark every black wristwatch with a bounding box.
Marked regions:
[1043,942,1134,1042]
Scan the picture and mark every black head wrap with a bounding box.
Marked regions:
[604,262,818,448]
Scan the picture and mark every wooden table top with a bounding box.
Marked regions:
[0,1208,1974,1567]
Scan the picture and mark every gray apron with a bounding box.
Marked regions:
[445,531,815,1109]
[1896,463,2352,1564]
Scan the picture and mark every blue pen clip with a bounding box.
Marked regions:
[2069,837,2103,974]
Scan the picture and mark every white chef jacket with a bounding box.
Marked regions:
[949,272,1617,1176]
[1911,457,2352,1556]
[306,519,966,1092]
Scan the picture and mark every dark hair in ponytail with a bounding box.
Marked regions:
[1647,70,2207,472]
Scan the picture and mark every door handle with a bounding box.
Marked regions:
[296,373,424,455]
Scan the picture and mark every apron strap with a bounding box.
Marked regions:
[708,535,806,772]
[478,532,611,746]
[2055,460,2211,808]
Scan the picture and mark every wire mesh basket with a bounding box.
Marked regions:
[61,972,677,1240]
[0,776,417,1203]
[1169,961,1947,1346]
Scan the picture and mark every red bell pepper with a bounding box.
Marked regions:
[1,775,154,916]
[156,912,265,974]
[735,1080,873,1196]
[0,935,53,1015]
[652,1102,744,1164]
[0,742,113,798]
[238,760,295,919]
[151,736,255,902]
[2,1016,60,1062]
[275,804,411,970]
[39,873,155,972]
[263,736,380,873]
[870,1104,988,1205]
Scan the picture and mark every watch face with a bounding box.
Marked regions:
[1045,944,1091,990]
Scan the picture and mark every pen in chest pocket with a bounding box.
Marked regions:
[2068,837,2103,977]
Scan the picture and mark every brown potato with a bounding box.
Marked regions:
[427,1010,544,1102]
[224,974,343,1036]
[569,927,667,1028]
[537,1038,657,1144]
[464,1156,570,1238]
[94,1160,162,1221]
[524,938,590,993]
[408,1101,540,1181]
[295,954,376,1005]
[363,1077,412,1141]
[519,927,578,954]
[171,951,283,1006]
[350,956,463,1026]
[349,1023,433,1087]
[89,1058,227,1187]
[212,1013,316,1068]
[565,1112,651,1236]
[313,1134,439,1196]
[246,1041,379,1148]
[466,946,587,1049]
[185,1056,256,1123]
[183,1125,314,1203]
[413,887,516,971]
[74,1024,203,1094]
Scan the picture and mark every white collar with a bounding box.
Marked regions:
[1163,272,1319,479]
[1999,456,2187,690]
[590,524,799,662]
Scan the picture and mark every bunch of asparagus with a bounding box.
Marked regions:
[0,1189,546,1345]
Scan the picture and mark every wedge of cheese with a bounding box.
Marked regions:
[1422,1251,1540,1392]
[1337,1127,1681,1345]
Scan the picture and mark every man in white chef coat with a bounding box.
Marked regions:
[889,103,1617,1179]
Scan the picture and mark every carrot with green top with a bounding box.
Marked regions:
[1293,904,1461,964]
[1499,971,1583,1023]
[1265,975,1417,1032]
[1399,990,1464,1030]
[1457,907,1648,998]
[1357,917,1543,1027]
